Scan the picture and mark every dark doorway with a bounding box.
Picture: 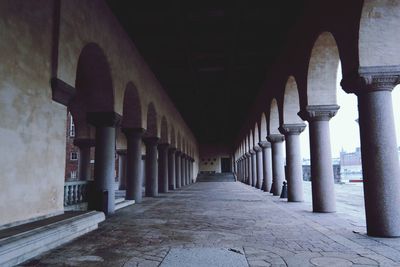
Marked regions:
[221,158,231,173]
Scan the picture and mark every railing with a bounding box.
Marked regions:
[64,180,91,207]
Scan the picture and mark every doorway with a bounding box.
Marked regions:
[221,158,231,173]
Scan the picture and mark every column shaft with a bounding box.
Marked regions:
[117,151,127,190]
[124,130,143,203]
[175,152,181,188]
[158,144,169,193]
[255,148,263,189]
[168,148,176,190]
[259,142,272,192]
[144,137,159,197]
[251,152,257,187]
[268,135,285,196]
[280,124,306,202]
[93,126,116,214]
[309,120,335,212]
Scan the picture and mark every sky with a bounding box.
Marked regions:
[299,65,400,159]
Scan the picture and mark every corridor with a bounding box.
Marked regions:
[24,177,400,267]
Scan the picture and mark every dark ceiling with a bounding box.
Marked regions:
[106,0,306,145]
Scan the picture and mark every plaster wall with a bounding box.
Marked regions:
[0,0,200,226]
[199,144,232,173]
[0,1,65,226]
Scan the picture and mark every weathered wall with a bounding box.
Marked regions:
[0,0,199,226]
[199,144,232,173]
[0,1,65,226]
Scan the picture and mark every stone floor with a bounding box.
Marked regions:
[21,178,400,267]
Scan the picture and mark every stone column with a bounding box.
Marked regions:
[254,147,263,189]
[299,105,339,212]
[245,154,250,184]
[123,128,144,203]
[117,150,127,190]
[250,150,257,187]
[187,157,192,184]
[191,158,195,183]
[181,154,186,186]
[259,141,273,192]
[279,124,306,202]
[158,143,169,193]
[143,137,159,197]
[175,151,182,188]
[168,147,176,190]
[267,134,285,196]
[88,112,119,214]
[341,66,400,237]
[74,138,94,181]
[242,156,246,183]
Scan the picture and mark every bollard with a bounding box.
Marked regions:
[280,181,288,199]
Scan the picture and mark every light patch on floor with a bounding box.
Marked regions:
[160,247,248,267]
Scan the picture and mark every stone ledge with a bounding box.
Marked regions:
[0,211,105,267]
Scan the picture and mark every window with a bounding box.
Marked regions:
[70,171,77,179]
[70,151,78,161]
[69,115,75,137]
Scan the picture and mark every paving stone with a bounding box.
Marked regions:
[21,180,400,266]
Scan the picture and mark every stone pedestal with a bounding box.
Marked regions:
[259,142,272,192]
[117,150,127,190]
[299,105,339,212]
[279,124,306,202]
[175,151,182,188]
[341,66,400,237]
[158,143,169,193]
[267,134,285,196]
[168,148,177,190]
[88,112,120,214]
[123,128,144,203]
[254,147,263,189]
[73,138,94,181]
[143,137,159,197]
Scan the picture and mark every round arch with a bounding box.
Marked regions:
[122,81,142,129]
[283,76,303,124]
[160,116,169,144]
[268,98,280,135]
[145,102,158,137]
[307,32,340,105]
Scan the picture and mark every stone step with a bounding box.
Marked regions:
[115,200,135,211]
[0,211,105,267]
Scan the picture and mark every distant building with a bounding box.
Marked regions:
[340,147,362,182]
[65,113,79,181]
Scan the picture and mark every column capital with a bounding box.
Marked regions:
[341,65,400,95]
[245,152,251,157]
[168,147,177,153]
[279,123,306,136]
[249,149,256,155]
[143,136,159,146]
[73,138,95,148]
[267,134,285,143]
[87,111,121,127]
[122,127,145,138]
[175,150,182,156]
[253,146,262,152]
[298,105,339,122]
[258,141,271,149]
